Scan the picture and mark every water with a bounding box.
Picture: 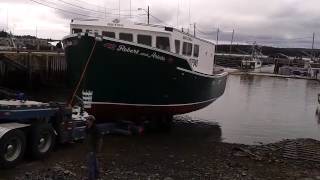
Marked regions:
[187,74,320,145]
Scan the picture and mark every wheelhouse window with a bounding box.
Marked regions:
[193,44,199,57]
[102,31,115,38]
[182,42,193,56]
[137,35,152,46]
[156,36,170,51]
[86,29,92,33]
[72,28,82,33]
[119,33,133,42]
[175,40,180,54]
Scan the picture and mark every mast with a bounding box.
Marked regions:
[216,28,219,45]
[229,29,234,53]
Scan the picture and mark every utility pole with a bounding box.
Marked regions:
[194,23,196,37]
[130,0,132,18]
[216,28,220,45]
[147,6,150,24]
[229,29,235,54]
[177,0,180,28]
[312,32,315,60]
[104,5,107,21]
[118,0,120,20]
[6,8,9,31]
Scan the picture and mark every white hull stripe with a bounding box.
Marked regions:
[177,67,228,78]
[88,97,217,107]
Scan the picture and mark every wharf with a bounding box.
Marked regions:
[0,51,66,89]
[230,71,319,81]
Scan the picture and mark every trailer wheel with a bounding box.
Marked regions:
[29,124,55,159]
[0,129,26,168]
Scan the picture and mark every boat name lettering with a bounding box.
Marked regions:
[115,44,166,61]
[183,36,193,42]
[117,45,140,54]
[150,52,165,61]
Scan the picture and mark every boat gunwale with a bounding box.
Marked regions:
[63,33,195,71]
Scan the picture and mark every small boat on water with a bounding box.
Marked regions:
[241,57,262,70]
[62,19,228,122]
[241,43,263,70]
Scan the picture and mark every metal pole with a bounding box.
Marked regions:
[147,6,150,24]
[194,23,196,37]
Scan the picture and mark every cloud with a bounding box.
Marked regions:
[1,0,320,48]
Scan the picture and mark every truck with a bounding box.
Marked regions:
[0,99,89,168]
[0,98,145,168]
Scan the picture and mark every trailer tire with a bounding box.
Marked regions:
[29,124,55,159]
[0,129,26,168]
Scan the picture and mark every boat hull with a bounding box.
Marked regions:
[63,34,227,120]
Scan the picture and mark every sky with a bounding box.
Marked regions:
[0,0,319,48]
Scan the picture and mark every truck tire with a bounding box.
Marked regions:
[0,129,26,168]
[29,124,56,159]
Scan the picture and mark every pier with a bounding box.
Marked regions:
[215,53,274,68]
[0,51,66,89]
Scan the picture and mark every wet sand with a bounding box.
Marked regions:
[1,117,320,180]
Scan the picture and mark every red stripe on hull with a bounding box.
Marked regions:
[86,100,214,121]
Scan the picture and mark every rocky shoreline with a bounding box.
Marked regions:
[1,119,320,180]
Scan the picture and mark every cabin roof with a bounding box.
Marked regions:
[70,19,215,46]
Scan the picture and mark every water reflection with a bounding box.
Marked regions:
[188,75,320,145]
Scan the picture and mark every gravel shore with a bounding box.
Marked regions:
[1,118,320,180]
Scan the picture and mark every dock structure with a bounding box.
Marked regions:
[0,51,66,89]
[215,53,274,68]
